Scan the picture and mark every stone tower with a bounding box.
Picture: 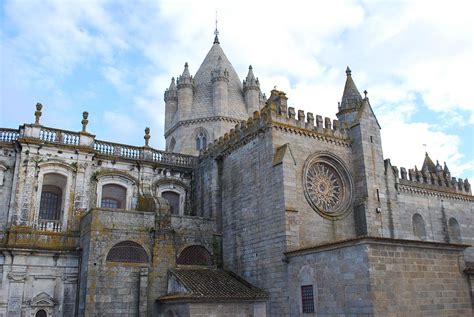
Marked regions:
[164,32,265,155]
[336,67,387,237]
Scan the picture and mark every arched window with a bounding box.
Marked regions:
[101,184,127,209]
[177,245,213,266]
[39,173,67,220]
[35,310,47,317]
[162,191,180,215]
[195,129,208,151]
[106,241,148,263]
[412,213,427,240]
[448,217,461,243]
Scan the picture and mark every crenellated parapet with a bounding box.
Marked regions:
[387,155,471,198]
[200,89,351,159]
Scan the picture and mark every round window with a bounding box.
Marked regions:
[303,153,353,220]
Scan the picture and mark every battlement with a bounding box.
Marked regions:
[200,89,350,159]
[388,158,471,196]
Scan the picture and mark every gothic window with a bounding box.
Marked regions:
[39,173,67,221]
[177,245,213,266]
[195,129,208,151]
[412,213,427,240]
[35,310,47,317]
[162,191,180,215]
[106,241,148,263]
[448,217,462,243]
[101,184,127,209]
[301,285,315,313]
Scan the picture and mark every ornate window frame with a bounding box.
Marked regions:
[35,162,74,231]
[156,181,186,216]
[302,152,354,220]
[96,174,135,210]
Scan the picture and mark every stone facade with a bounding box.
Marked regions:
[0,34,473,316]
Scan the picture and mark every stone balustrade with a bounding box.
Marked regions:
[39,127,80,145]
[35,220,62,232]
[0,128,20,142]
[0,125,198,168]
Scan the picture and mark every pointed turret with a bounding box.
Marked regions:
[340,66,363,111]
[176,62,194,121]
[243,65,262,114]
[211,56,229,116]
[244,65,258,87]
[421,152,436,173]
[178,62,193,85]
[443,162,451,178]
[164,77,177,100]
[164,77,178,133]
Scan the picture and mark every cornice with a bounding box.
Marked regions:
[165,116,243,138]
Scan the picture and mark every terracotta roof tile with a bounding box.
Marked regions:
[159,268,267,301]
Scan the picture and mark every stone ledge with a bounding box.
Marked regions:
[284,236,469,259]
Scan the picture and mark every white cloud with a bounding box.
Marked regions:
[1,0,472,179]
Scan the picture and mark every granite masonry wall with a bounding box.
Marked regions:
[196,117,289,316]
[286,238,472,317]
[158,301,267,317]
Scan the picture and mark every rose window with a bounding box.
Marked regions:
[303,153,353,220]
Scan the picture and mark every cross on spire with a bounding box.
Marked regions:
[214,10,220,44]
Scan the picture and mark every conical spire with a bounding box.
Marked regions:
[340,66,363,111]
[169,77,176,91]
[182,62,190,77]
[244,65,259,89]
[246,65,255,80]
[164,77,177,101]
[213,15,220,44]
[421,152,436,173]
[177,62,193,87]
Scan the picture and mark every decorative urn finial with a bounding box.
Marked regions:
[144,127,150,147]
[34,102,43,125]
[81,111,89,132]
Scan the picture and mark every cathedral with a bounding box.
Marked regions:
[0,31,473,317]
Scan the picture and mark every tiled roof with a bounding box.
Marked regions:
[159,268,268,301]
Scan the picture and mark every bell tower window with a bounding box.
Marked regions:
[195,129,208,151]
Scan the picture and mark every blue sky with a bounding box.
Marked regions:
[1,0,473,180]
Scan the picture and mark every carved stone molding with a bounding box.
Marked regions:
[7,271,27,282]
